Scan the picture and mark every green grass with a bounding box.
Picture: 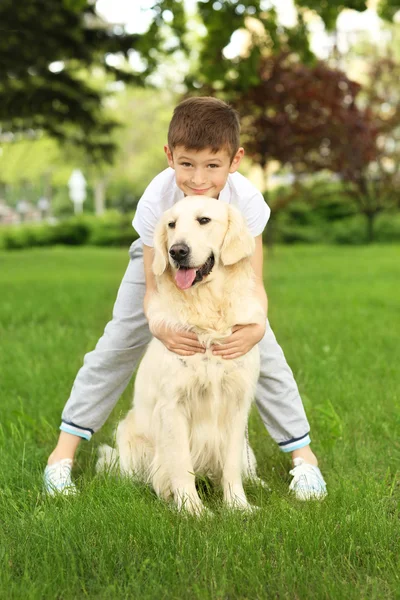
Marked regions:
[0,245,399,599]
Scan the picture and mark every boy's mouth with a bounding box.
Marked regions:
[189,187,212,194]
[174,254,215,290]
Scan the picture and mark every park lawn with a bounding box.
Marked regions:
[0,244,399,599]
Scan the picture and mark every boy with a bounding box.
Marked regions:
[44,97,327,500]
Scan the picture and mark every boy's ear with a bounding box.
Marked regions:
[229,147,244,174]
[220,205,255,266]
[153,217,169,276]
[164,145,174,169]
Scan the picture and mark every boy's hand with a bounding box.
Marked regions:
[150,322,205,356]
[211,323,266,360]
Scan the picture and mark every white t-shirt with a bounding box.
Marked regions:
[132,167,270,247]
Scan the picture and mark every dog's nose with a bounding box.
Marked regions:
[169,243,190,261]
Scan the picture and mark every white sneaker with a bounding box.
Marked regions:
[289,458,327,501]
[44,458,77,496]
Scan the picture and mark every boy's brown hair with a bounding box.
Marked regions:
[167,96,240,160]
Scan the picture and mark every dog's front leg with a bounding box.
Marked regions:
[156,404,205,516]
[222,406,253,511]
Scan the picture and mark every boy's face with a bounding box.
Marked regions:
[164,145,244,199]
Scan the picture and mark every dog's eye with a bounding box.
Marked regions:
[168,221,176,229]
[197,217,211,225]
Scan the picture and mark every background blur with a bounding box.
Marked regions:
[1,0,400,247]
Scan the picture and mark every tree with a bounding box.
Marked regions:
[219,49,400,242]
[228,53,376,172]
[207,52,380,240]
[0,86,177,215]
[342,57,400,241]
[185,0,377,95]
[0,0,186,161]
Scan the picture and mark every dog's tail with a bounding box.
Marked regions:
[96,444,119,474]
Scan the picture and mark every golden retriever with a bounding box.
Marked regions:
[98,196,266,514]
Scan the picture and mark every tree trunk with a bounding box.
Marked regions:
[94,179,106,216]
[365,212,376,244]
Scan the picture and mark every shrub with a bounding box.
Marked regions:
[87,212,138,247]
[0,212,138,250]
[51,218,92,245]
[328,215,367,245]
[375,213,400,243]
[1,224,56,250]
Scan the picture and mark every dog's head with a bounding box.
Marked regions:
[153,196,255,290]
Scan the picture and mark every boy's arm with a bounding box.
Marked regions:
[142,244,205,356]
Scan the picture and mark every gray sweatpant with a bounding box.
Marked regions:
[61,240,311,453]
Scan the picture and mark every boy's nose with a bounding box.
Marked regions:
[190,170,206,186]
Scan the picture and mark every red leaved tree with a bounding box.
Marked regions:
[227,53,384,241]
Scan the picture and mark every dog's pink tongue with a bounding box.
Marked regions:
[175,268,196,290]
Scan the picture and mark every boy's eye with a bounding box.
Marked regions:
[168,221,176,229]
[208,164,219,168]
[197,217,211,225]
[181,162,192,167]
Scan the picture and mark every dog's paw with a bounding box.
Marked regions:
[226,499,258,513]
[180,499,208,517]
[174,489,208,517]
[96,444,119,474]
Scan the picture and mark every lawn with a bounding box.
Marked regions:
[0,245,399,599]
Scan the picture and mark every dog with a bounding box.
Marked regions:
[97,196,266,514]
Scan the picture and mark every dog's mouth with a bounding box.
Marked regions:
[174,254,215,290]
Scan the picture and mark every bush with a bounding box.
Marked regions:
[265,183,400,245]
[87,212,138,247]
[265,222,321,244]
[375,213,400,243]
[1,205,399,251]
[0,212,138,251]
[328,215,367,245]
[1,224,57,250]
[51,218,92,245]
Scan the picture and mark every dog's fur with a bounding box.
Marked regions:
[97,196,266,514]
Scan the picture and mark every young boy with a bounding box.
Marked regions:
[44,97,327,500]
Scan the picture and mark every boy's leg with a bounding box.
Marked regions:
[48,240,150,464]
[255,320,311,453]
[255,322,327,499]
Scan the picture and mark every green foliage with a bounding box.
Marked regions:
[0,88,176,216]
[87,211,139,247]
[264,183,400,245]
[103,88,175,211]
[0,1,130,160]
[1,0,396,163]
[0,212,138,250]
[189,1,314,93]
[295,0,368,29]
[0,1,184,160]
[378,0,400,21]
[185,0,381,94]
[2,202,399,251]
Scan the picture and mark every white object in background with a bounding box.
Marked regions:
[68,170,87,214]
[16,200,29,222]
[38,196,50,219]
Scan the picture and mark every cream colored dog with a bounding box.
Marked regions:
[98,196,266,514]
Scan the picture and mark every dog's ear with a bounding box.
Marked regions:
[220,205,255,266]
[152,217,169,276]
